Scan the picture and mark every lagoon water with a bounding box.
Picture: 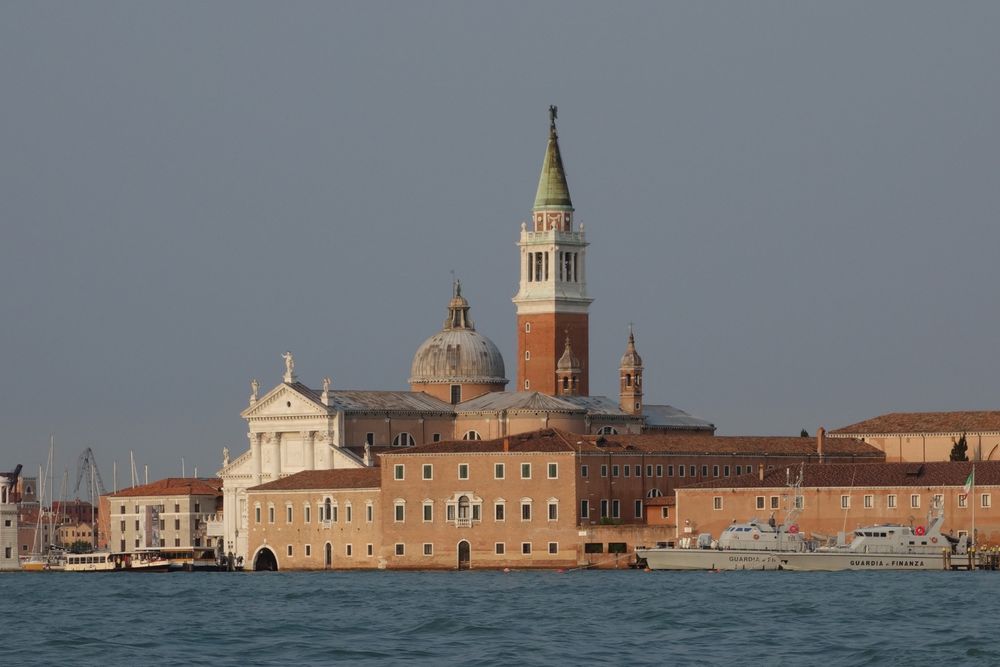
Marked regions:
[6,569,1000,666]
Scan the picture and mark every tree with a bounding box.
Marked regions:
[800,429,809,438]
[950,434,969,461]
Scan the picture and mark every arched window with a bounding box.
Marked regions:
[646,488,663,498]
[462,430,482,441]
[626,373,632,387]
[597,426,618,435]
[562,377,569,390]
[324,498,332,521]
[458,495,470,520]
[392,433,415,447]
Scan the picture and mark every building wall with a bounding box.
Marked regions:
[676,485,1000,545]
[409,382,502,405]
[246,488,381,570]
[834,433,1000,463]
[0,486,17,570]
[342,415,454,448]
[107,493,220,552]
[517,312,589,395]
[379,451,581,569]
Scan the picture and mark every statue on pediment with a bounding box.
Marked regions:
[282,351,296,383]
[250,378,260,403]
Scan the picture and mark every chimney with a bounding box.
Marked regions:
[758,464,765,481]
[503,437,510,453]
[817,426,826,463]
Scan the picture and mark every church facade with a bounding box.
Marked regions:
[218,109,714,562]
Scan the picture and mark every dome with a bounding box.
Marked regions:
[620,326,642,367]
[409,281,507,386]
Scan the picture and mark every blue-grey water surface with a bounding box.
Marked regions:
[5,569,999,666]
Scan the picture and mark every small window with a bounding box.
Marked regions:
[365,432,375,446]
[677,466,684,478]
[366,503,374,522]
[287,545,294,557]
[548,502,558,521]
[841,495,850,509]
[580,499,589,519]
[958,494,968,509]
[524,380,530,390]
[432,433,442,442]
[612,465,620,477]
[462,430,482,441]
[580,464,588,478]
[422,464,433,480]
[634,500,643,518]
[423,502,433,522]
[910,494,920,509]
[524,351,530,360]
[724,465,730,477]
[770,496,779,510]
[268,506,275,523]
[713,497,723,510]
[394,464,404,481]
[304,505,311,523]
[521,501,532,521]
[423,543,433,556]
[495,543,506,555]
[661,506,670,519]
[305,544,311,557]
[634,465,641,477]
[521,463,531,479]
[548,542,558,555]
[522,542,532,555]
[367,544,373,557]
[623,465,630,478]
[888,494,897,509]
[495,502,505,521]
[601,465,608,477]
[395,543,405,556]
[646,465,653,477]
[982,494,992,509]
[392,433,415,447]
[450,385,462,404]
[458,463,470,480]
[394,503,405,522]
[701,465,709,478]
[547,463,558,479]
[346,544,353,557]
[712,465,719,477]
[255,506,261,523]
[864,495,874,509]
[756,496,765,510]
[525,322,531,333]
[612,499,620,519]
[689,466,696,477]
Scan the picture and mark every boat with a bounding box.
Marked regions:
[63,550,171,572]
[155,546,222,572]
[636,468,811,571]
[777,497,962,571]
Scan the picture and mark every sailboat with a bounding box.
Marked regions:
[21,437,66,571]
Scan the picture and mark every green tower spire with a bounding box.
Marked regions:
[533,105,573,211]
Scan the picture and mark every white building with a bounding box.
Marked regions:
[1,465,21,571]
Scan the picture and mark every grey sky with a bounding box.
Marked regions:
[2,2,998,487]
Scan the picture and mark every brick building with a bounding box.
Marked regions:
[105,478,223,552]
[830,411,1000,463]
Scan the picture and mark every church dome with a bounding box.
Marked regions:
[620,326,642,367]
[409,282,507,387]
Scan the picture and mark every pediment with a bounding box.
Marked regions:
[241,383,330,419]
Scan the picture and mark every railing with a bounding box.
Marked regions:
[455,517,472,528]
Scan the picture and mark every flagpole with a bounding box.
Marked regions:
[972,463,976,547]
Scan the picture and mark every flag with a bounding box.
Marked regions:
[961,468,975,498]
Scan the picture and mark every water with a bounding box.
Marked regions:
[4,570,999,666]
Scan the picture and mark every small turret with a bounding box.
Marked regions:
[555,333,581,396]
[619,325,643,415]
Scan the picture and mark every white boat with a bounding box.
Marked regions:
[637,468,811,571]
[778,497,962,571]
[63,551,171,572]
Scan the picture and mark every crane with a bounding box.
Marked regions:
[74,448,107,499]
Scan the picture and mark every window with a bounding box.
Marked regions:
[304,505,311,523]
[548,501,558,521]
[713,496,723,510]
[548,542,558,555]
[756,496,765,510]
[521,463,531,479]
[287,545,294,557]
[451,385,462,404]
[324,498,332,522]
[458,464,469,480]
[495,501,505,521]
[601,465,608,477]
[678,466,684,478]
[392,433,415,447]
[367,544,373,557]
[120,504,125,514]
[888,494,897,509]
[522,543,532,555]
[524,351,530,360]
[525,322,531,333]
[432,433,441,442]
[422,464,433,480]
[661,507,670,519]
[495,463,505,479]
[255,506,261,523]
[423,502,433,522]
[864,495,874,509]
[286,506,293,523]
[394,464,404,480]
[365,432,375,446]
[305,545,311,557]
[495,543,505,555]
[120,520,126,531]
[794,496,804,510]
[395,544,404,556]
[689,466,696,477]
[174,518,181,530]
[983,494,992,509]
[634,465,641,477]
[462,430,482,441]
[735,466,742,475]
[959,495,968,509]
[423,543,433,556]
[646,465,653,477]
[268,506,275,523]
[597,426,618,435]
[394,502,405,522]
[910,494,920,509]
[580,499,589,519]
[521,501,532,521]
[346,544,353,557]
[724,465,730,477]
[770,496,779,510]
[547,463,558,479]
[713,465,719,477]
[580,465,588,478]
[174,538,180,547]
[174,503,180,513]
[612,499,621,519]
[612,465,620,477]
[600,499,609,518]
[366,502,373,523]
[841,495,850,509]
[701,465,709,478]
[524,380,530,390]
[346,503,352,523]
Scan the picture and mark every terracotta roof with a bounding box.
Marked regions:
[386,429,586,456]
[575,433,881,459]
[832,411,1000,435]
[249,468,381,492]
[108,478,222,498]
[685,461,999,490]
[643,496,675,507]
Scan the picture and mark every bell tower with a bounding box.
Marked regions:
[619,325,643,415]
[514,106,592,395]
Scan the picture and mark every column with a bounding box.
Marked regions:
[250,432,263,485]
[302,431,315,471]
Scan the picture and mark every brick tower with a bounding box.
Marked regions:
[619,325,643,415]
[514,106,592,395]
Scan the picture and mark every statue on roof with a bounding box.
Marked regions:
[250,378,260,403]
[282,351,296,383]
[222,447,230,466]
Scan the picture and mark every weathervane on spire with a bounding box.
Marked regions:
[549,105,558,131]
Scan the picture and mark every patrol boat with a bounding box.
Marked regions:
[636,469,810,571]
[778,497,960,571]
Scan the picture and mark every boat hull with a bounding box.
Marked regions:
[778,552,946,571]
[636,548,782,571]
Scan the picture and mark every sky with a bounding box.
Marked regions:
[1,2,998,490]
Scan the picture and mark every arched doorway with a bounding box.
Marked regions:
[457,540,471,570]
[253,547,278,571]
[325,542,332,569]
